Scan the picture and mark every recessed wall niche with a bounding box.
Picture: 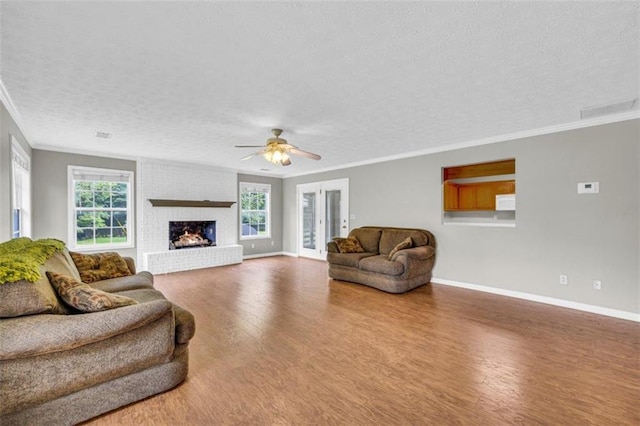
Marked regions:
[442,159,516,227]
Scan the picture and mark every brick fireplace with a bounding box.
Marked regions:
[137,160,243,274]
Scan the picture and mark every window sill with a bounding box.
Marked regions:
[69,243,135,252]
[442,222,516,228]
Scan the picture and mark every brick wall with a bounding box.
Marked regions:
[137,159,242,273]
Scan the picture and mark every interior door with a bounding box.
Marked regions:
[297,178,349,260]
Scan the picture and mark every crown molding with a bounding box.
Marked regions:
[32,144,142,162]
[282,111,640,178]
[3,71,637,180]
[0,78,32,144]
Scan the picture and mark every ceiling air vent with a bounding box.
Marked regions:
[95,131,112,139]
[580,98,638,119]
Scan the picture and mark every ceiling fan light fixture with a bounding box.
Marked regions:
[263,143,291,165]
[237,128,320,166]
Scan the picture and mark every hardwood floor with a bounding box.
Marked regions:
[86,256,639,425]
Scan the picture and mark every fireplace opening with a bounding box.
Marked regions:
[169,221,216,250]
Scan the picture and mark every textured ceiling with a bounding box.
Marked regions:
[1,1,638,177]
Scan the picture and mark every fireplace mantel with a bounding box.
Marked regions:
[148,199,236,208]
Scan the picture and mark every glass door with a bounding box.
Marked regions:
[325,189,342,243]
[302,191,316,250]
[297,178,349,260]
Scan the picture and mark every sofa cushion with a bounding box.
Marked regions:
[111,288,167,304]
[335,237,365,253]
[379,230,428,255]
[90,272,154,293]
[387,237,412,260]
[57,249,83,281]
[70,252,133,283]
[349,228,382,253]
[326,252,376,268]
[0,250,82,318]
[0,277,66,318]
[47,272,138,312]
[359,255,404,276]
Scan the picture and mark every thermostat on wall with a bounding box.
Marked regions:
[578,182,599,194]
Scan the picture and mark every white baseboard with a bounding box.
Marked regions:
[243,251,285,260]
[243,251,299,259]
[432,277,640,323]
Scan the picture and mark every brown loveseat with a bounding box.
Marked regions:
[327,226,436,293]
[0,241,195,425]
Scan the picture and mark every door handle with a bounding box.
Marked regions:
[342,226,347,229]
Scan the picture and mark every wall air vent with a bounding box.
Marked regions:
[580,98,638,119]
[95,131,112,139]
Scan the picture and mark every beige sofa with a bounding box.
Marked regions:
[0,246,195,426]
[327,226,436,293]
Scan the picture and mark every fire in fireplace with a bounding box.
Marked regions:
[169,221,216,250]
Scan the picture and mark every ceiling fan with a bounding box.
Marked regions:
[235,129,321,166]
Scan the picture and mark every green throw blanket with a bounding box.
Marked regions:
[0,237,66,283]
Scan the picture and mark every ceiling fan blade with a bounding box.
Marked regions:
[235,145,265,148]
[289,148,321,160]
[241,150,266,161]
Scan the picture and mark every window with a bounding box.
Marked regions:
[68,166,134,250]
[11,138,31,238]
[240,182,270,239]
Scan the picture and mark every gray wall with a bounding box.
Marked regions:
[0,102,32,241]
[32,149,137,258]
[283,120,640,314]
[238,173,283,256]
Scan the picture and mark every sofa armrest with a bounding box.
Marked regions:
[327,241,339,253]
[392,245,436,279]
[391,245,435,262]
[123,256,136,274]
[0,299,173,360]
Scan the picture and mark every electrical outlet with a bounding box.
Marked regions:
[559,275,568,285]
[593,280,602,290]
[251,243,255,249]
[578,182,599,194]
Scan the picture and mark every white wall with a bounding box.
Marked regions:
[283,120,640,315]
[137,159,238,261]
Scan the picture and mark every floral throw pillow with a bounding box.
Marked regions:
[336,237,366,253]
[70,252,132,283]
[46,272,137,312]
[387,237,412,260]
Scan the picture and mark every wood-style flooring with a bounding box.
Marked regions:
[86,256,639,425]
